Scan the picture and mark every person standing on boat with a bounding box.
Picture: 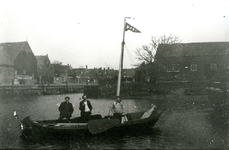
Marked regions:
[79,94,92,122]
[111,96,124,122]
[58,96,74,121]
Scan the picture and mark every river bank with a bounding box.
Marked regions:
[0,83,98,97]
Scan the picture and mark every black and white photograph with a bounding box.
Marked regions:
[0,0,229,149]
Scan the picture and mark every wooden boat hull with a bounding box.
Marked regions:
[21,111,161,139]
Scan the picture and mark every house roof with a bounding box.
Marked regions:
[135,63,155,70]
[72,68,85,71]
[0,41,32,61]
[0,46,13,66]
[51,64,70,73]
[36,55,50,66]
[61,65,70,72]
[123,68,135,76]
[156,42,229,58]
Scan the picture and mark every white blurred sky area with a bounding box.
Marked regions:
[0,0,229,69]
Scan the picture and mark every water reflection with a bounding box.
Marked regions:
[20,126,162,149]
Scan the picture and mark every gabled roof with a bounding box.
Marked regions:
[36,55,50,66]
[156,42,229,58]
[51,64,70,73]
[0,46,13,66]
[0,41,33,61]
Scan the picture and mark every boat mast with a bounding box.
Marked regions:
[116,17,131,97]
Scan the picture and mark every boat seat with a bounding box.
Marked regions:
[57,118,71,123]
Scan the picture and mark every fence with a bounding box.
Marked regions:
[0,82,98,97]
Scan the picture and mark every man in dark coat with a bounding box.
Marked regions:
[79,94,92,122]
[58,96,74,121]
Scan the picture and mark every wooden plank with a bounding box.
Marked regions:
[56,123,87,126]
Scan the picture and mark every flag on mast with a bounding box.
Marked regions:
[125,23,141,33]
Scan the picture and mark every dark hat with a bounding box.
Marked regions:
[82,94,87,99]
[65,96,70,100]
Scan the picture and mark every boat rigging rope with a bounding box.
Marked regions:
[124,44,135,68]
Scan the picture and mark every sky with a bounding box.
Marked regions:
[0,0,229,69]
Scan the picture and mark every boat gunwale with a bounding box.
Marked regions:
[23,110,161,129]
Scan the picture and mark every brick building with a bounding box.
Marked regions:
[155,42,229,82]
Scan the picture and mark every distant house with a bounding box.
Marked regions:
[135,63,156,83]
[94,67,118,78]
[123,68,135,82]
[87,68,99,82]
[70,66,92,83]
[69,68,85,83]
[155,42,229,82]
[0,46,14,84]
[36,54,52,84]
[0,41,37,84]
[52,63,71,84]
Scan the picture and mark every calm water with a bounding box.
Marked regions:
[0,91,228,149]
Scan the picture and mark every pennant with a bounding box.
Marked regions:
[125,23,141,33]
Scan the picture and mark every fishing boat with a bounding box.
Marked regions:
[21,110,161,139]
[20,18,161,139]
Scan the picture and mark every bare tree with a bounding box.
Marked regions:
[51,60,62,77]
[135,34,181,64]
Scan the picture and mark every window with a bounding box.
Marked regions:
[225,64,229,69]
[226,49,229,54]
[174,64,180,72]
[167,64,180,72]
[8,70,13,76]
[167,64,174,72]
[23,69,26,75]
[191,64,197,71]
[210,64,217,70]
